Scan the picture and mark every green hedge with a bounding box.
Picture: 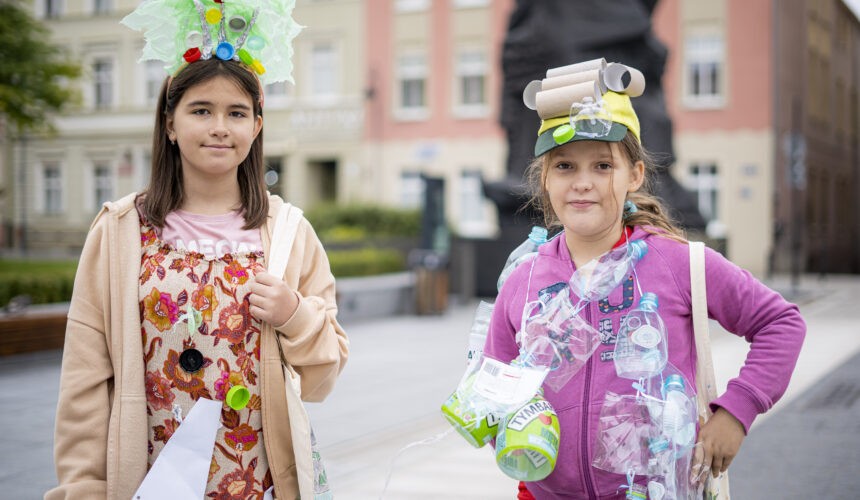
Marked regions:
[0,246,407,307]
[327,248,405,277]
[305,204,421,241]
[0,260,77,306]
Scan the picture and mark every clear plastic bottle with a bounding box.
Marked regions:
[613,292,668,379]
[497,226,548,291]
[569,239,648,302]
[466,301,495,366]
[660,374,696,452]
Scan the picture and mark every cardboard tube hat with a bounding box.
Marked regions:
[523,58,646,157]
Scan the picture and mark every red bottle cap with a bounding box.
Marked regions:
[183,48,202,63]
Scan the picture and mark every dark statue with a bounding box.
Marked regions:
[485,0,706,232]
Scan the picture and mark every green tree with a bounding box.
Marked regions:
[0,0,81,133]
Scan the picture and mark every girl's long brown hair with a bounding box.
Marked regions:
[142,59,268,229]
[525,132,686,242]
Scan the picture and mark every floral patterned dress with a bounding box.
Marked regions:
[138,211,273,498]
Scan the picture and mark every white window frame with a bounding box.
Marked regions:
[36,161,65,215]
[685,162,720,223]
[307,41,339,102]
[399,171,425,209]
[92,162,115,211]
[36,0,65,19]
[135,148,151,191]
[396,0,430,12]
[395,53,429,121]
[683,33,725,109]
[143,60,166,107]
[453,0,489,8]
[264,81,293,109]
[88,54,118,110]
[454,50,489,118]
[89,0,113,15]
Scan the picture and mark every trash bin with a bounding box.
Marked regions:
[409,249,449,315]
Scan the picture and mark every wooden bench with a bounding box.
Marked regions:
[0,311,68,356]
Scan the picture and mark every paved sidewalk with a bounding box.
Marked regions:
[2,273,860,499]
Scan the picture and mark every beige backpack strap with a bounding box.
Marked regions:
[268,202,303,279]
[267,202,316,499]
[690,241,718,421]
[690,241,732,499]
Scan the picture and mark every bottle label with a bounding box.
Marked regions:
[472,358,548,407]
[505,399,554,432]
[630,325,661,349]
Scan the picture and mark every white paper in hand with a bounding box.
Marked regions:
[132,398,222,500]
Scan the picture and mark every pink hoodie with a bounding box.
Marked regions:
[484,227,805,499]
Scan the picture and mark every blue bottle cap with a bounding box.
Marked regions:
[639,292,659,311]
[529,226,548,244]
[629,239,648,259]
[648,438,670,454]
[663,373,685,393]
[215,42,235,61]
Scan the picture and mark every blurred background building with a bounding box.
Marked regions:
[2,0,859,278]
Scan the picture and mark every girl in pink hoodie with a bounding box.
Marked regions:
[484,60,805,499]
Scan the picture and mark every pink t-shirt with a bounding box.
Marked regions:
[160,209,262,259]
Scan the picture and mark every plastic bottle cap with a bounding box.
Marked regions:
[185,31,203,49]
[205,7,221,24]
[228,15,246,31]
[663,373,685,393]
[238,49,254,66]
[226,385,250,410]
[648,438,670,454]
[529,226,548,242]
[639,292,659,311]
[246,35,266,50]
[630,239,648,259]
[183,48,202,63]
[552,124,575,145]
[251,60,266,75]
[215,42,235,61]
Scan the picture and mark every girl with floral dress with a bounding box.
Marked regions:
[48,2,348,498]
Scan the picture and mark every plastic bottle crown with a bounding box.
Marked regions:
[638,292,659,311]
[528,226,549,244]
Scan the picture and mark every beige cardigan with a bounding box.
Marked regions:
[46,193,349,500]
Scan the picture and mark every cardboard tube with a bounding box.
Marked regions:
[541,69,602,91]
[523,79,543,110]
[603,63,645,97]
[535,81,599,120]
[546,58,606,78]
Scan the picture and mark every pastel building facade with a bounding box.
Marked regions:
[4,0,859,278]
[653,0,860,274]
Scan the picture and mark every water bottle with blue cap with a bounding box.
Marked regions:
[614,292,668,379]
[569,239,648,303]
[497,226,549,291]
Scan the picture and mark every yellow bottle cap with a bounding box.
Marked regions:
[205,8,222,24]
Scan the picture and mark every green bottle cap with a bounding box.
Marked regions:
[553,124,575,144]
[226,384,250,410]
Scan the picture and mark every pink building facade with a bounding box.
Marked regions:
[363,0,513,237]
[653,0,860,275]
